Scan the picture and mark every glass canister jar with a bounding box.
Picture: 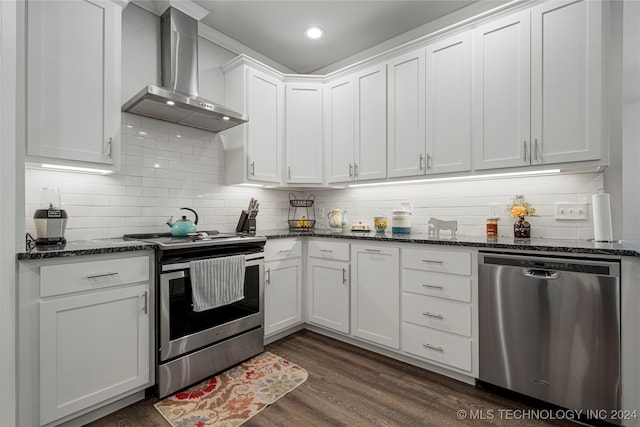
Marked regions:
[486,218,499,239]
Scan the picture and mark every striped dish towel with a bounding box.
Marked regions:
[189,255,246,312]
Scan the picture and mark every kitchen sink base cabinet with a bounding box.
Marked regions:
[18,251,155,427]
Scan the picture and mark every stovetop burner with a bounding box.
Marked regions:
[123,231,266,249]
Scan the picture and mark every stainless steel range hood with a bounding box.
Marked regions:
[122,7,247,132]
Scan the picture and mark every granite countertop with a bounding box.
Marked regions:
[262,228,640,257]
[16,229,640,260]
[17,238,156,260]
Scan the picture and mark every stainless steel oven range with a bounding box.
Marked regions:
[124,232,266,398]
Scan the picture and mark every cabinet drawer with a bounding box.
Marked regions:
[402,293,471,337]
[41,256,150,297]
[403,269,471,302]
[403,248,471,275]
[402,322,472,372]
[309,240,349,261]
[265,239,302,261]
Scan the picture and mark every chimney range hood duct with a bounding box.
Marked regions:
[122,7,247,132]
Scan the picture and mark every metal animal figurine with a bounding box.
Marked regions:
[428,217,458,239]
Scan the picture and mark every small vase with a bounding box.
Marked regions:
[514,216,531,239]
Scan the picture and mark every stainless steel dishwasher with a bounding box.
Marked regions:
[479,252,621,421]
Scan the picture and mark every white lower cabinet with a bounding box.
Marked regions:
[18,251,154,426]
[401,246,476,375]
[351,244,400,349]
[264,239,303,336]
[307,240,350,334]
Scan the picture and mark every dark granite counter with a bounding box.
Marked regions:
[262,229,640,257]
[17,238,156,261]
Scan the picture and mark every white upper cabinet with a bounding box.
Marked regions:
[473,0,603,170]
[26,0,123,168]
[387,49,426,178]
[387,32,471,179]
[224,59,284,185]
[325,64,387,183]
[355,64,388,181]
[425,32,471,174]
[530,0,602,165]
[472,11,531,170]
[324,76,355,183]
[285,82,323,184]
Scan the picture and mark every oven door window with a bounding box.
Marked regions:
[168,264,260,340]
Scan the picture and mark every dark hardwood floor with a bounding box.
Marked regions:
[87,330,577,426]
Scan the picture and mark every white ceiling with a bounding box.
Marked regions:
[191,1,480,74]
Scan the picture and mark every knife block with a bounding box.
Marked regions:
[235,210,256,234]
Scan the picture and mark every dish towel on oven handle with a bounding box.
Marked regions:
[189,255,246,312]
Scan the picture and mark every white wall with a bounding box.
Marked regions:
[311,172,603,240]
[25,114,291,240]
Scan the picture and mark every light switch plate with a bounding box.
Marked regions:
[554,202,588,220]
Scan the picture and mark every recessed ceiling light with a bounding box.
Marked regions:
[305,26,324,39]
[166,100,175,106]
[222,116,230,121]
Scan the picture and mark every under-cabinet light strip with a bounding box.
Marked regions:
[348,169,562,188]
[41,164,114,175]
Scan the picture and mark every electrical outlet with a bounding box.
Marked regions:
[489,203,501,217]
[554,202,588,220]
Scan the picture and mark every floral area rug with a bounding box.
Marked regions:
[154,351,308,427]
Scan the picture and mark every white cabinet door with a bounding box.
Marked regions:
[351,245,399,349]
[26,0,121,167]
[308,258,350,334]
[247,68,283,183]
[285,83,323,184]
[355,63,388,181]
[387,49,426,178]
[472,11,531,170]
[426,32,471,174]
[531,0,602,164]
[325,76,355,183]
[39,284,150,425]
[264,258,302,336]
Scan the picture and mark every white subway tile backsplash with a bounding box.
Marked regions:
[24,114,603,240]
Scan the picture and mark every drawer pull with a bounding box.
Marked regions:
[422,259,443,264]
[422,284,444,290]
[423,343,444,352]
[423,312,444,320]
[365,248,381,253]
[86,272,119,279]
[278,249,292,253]
[319,249,334,253]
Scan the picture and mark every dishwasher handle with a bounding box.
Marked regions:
[522,269,560,280]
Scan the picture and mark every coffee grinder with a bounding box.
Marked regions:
[33,187,68,247]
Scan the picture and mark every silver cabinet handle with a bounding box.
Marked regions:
[142,291,148,314]
[266,268,271,285]
[278,249,292,253]
[86,272,118,279]
[423,312,444,320]
[426,153,431,170]
[422,284,444,290]
[349,163,353,178]
[524,140,528,162]
[354,163,359,177]
[423,343,444,352]
[364,248,381,253]
[342,267,348,284]
[288,166,292,180]
[419,154,424,170]
[421,259,443,264]
[534,138,539,161]
[319,249,334,253]
[250,161,255,176]
[107,137,113,159]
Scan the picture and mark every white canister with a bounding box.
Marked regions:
[391,210,411,233]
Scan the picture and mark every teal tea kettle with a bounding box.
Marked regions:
[166,208,199,236]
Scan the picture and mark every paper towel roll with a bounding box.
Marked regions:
[592,192,613,241]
